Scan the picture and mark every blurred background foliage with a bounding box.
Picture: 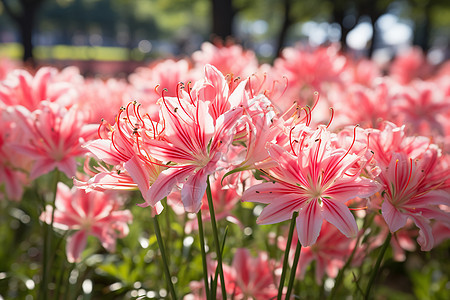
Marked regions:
[0,0,449,69]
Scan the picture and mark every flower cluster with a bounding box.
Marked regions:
[0,42,449,298]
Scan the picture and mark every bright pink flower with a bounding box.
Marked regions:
[76,77,131,124]
[40,183,132,262]
[80,102,165,213]
[189,249,279,299]
[342,58,381,86]
[392,80,450,136]
[243,127,380,246]
[369,216,417,262]
[142,82,244,213]
[279,221,359,284]
[0,67,76,111]
[331,81,395,128]
[0,108,31,201]
[389,47,432,84]
[0,57,18,81]
[192,42,258,78]
[12,102,97,179]
[184,173,242,233]
[377,149,450,251]
[273,45,346,96]
[196,64,248,120]
[129,59,192,98]
[368,122,430,169]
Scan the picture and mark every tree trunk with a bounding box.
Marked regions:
[211,0,234,39]
[413,2,431,53]
[20,4,36,65]
[275,0,292,59]
[0,0,43,66]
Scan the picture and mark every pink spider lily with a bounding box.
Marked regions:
[377,149,450,251]
[393,80,450,136]
[0,108,33,201]
[11,101,97,179]
[242,126,380,246]
[129,59,192,98]
[184,173,242,233]
[197,64,248,120]
[40,183,132,263]
[192,42,259,78]
[369,216,417,262]
[142,83,244,213]
[188,248,279,299]
[0,67,76,111]
[368,122,431,169]
[80,102,165,212]
[279,222,360,284]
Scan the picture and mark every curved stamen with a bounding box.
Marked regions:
[400,158,414,195]
[289,125,298,156]
[186,81,195,105]
[326,107,334,129]
[336,124,359,167]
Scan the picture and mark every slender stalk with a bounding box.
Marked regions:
[206,175,227,300]
[277,211,298,300]
[164,198,171,265]
[285,242,301,299]
[53,232,68,300]
[364,232,391,300]
[197,211,211,300]
[39,169,59,300]
[152,214,177,299]
[329,213,375,299]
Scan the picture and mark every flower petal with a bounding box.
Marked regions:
[256,195,306,225]
[324,177,380,203]
[242,182,296,204]
[66,231,88,263]
[145,166,195,207]
[381,198,408,233]
[296,201,323,247]
[322,199,358,238]
[182,169,207,213]
[409,213,434,251]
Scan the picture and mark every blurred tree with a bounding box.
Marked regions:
[275,0,293,58]
[1,0,45,65]
[211,0,235,39]
[327,0,391,57]
[330,0,357,52]
[408,0,450,53]
[357,0,391,57]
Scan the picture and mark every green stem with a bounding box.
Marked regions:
[329,214,374,300]
[364,231,391,300]
[152,214,177,299]
[40,169,59,300]
[277,211,298,300]
[197,211,211,300]
[285,241,301,299]
[206,175,227,300]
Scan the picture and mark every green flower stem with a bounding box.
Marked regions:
[197,210,211,300]
[329,213,374,300]
[152,214,177,299]
[364,231,391,300]
[40,169,59,300]
[277,211,299,300]
[206,175,227,300]
[285,241,301,299]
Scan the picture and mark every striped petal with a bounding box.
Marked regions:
[322,199,358,238]
[296,201,323,247]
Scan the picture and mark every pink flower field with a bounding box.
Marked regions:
[0,43,449,299]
